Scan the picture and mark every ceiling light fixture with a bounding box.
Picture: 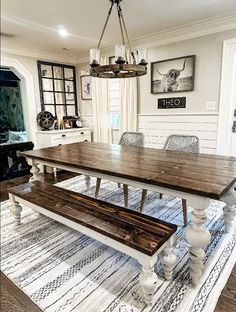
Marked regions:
[90,0,148,79]
[59,28,68,37]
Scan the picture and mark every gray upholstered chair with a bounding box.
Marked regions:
[140,135,200,227]
[95,132,144,207]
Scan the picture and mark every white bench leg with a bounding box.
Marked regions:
[138,256,159,306]
[160,237,176,280]
[10,196,22,225]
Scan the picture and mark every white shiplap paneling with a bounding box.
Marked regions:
[138,113,218,154]
[81,113,219,154]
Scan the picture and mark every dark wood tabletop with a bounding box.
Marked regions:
[20,141,236,200]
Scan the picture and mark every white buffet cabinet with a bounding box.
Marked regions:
[36,128,91,148]
[36,128,91,173]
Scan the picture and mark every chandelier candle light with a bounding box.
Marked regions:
[90,0,148,78]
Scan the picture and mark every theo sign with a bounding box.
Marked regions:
[158,97,186,109]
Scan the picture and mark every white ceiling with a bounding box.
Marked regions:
[2,0,236,59]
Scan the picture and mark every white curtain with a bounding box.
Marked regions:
[92,57,112,143]
[120,77,138,135]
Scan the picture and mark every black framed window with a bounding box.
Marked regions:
[37,61,78,117]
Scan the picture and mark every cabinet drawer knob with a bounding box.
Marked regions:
[61,134,66,137]
[80,132,84,135]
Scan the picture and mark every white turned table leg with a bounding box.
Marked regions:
[84,175,91,190]
[10,199,22,225]
[139,264,159,305]
[221,184,236,233]
[185,200,211,286]
[29,160,43,182]
[160,237,176,280]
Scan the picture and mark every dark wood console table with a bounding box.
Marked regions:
[0,141,34,181]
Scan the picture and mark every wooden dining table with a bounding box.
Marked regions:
[20,141,236,285]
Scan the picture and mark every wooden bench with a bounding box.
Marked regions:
[8,181,177,305]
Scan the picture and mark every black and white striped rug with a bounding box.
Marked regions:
[1,176,235,312]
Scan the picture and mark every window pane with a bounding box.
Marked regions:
[55,92,65,104]
[43,92,54,104]
[65,80,74,93]
[109,90,120,98]
[38,62,78,118]
[66,93,75,104]
[55,105,66,117]
[44,105,55,116]
[53,67,63,79]
[54,79,64,92]
[42,78,53,91]
[64,68,73,80]
[41,65,52,78]
[67,106,76,116]
[111,113,120,128]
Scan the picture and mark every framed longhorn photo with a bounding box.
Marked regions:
[151,55,195,94]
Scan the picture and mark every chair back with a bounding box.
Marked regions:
[164,135,199,153]
[119,132,144,147]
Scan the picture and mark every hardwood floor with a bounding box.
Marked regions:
[1,272,42,312]
[0,172,235,312]
[214,266,236,312]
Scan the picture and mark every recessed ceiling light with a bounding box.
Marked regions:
[59,28,68,37]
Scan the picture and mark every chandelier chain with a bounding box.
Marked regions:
[117,5,125,46]
[90,0,147,78]
[117,4,129,62]
[117,3,136,64]
[97,1,114,49]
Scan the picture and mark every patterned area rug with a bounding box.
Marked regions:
[1,176,236,312]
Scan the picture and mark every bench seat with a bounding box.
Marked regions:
[8,181,177,305]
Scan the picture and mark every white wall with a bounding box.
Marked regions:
[77,29,236,154]
[3,28,236,154]
[136,29,236,154]
[139,29,236,115]
[1,53,42,145]
[76,63,93,115]
[1,52,79,146]
[2,52,41,112]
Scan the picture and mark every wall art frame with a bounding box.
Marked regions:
[80,75,92,100]
[151,55,195,94]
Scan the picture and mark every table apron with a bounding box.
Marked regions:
[27,157,212,209]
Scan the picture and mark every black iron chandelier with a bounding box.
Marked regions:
[90,0,148,78]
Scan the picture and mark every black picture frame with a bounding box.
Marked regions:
[37,61,78,117]
[151,55,195,94]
